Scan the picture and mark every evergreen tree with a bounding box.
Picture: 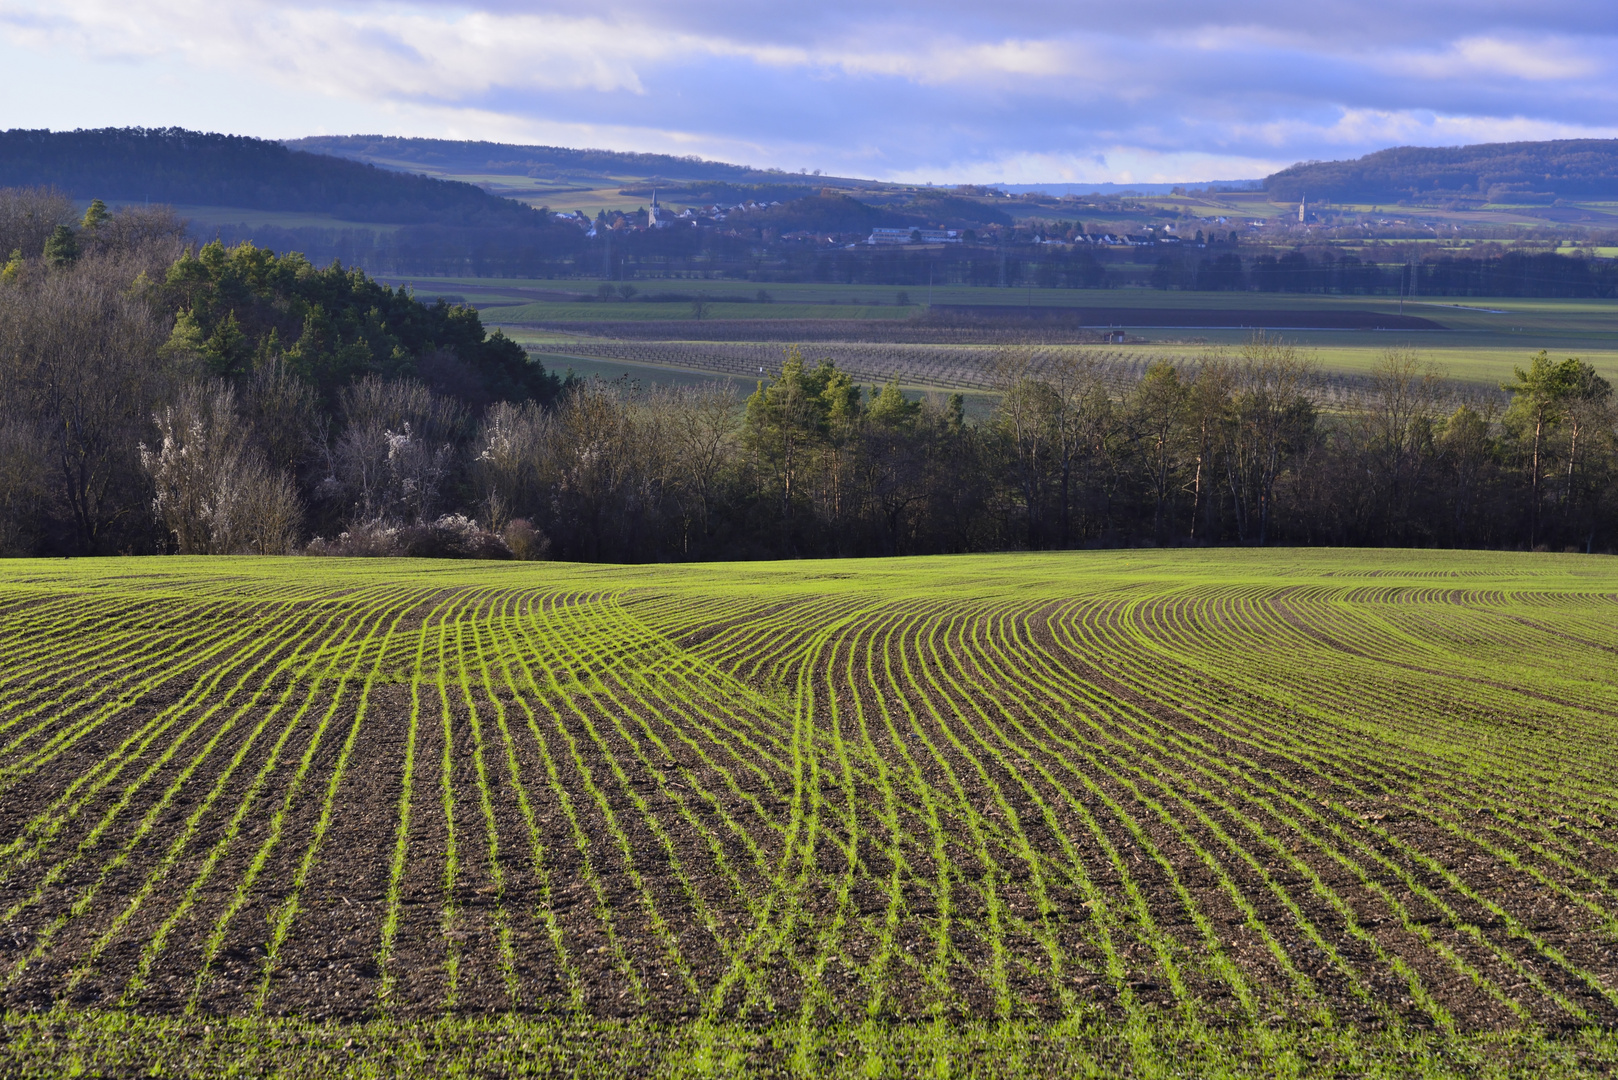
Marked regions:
[43,224,77,267]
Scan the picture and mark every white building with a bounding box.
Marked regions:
[647,191,670,228]
[866,227,961,245]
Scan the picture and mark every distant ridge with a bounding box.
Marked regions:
[997,181,1261,197]
[284,136,1262,199]
[1265,139,1618,204]
[286,136,1249,196]
[286,135,863,187]
[0,127,542,226]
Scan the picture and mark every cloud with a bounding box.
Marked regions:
[819,38,1079,84]
[2,0,1616,182]
[887,148,1293,186]
[3,1,673,97]
[1386,35,1602,83]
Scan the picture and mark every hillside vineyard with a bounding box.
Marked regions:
[1,552,1616,1070]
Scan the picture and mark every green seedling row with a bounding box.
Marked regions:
[1,550,1616,1077]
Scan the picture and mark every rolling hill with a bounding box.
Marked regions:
[286,134,815,188]
[0,127,543,226]
[1264,139,1618,204]
[284,134,899,212]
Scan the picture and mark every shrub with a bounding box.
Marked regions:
[302,518,400,557]
[398,514,512,559]
[305,514,511,559]
[502,518,550,560]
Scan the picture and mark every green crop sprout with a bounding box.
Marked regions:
[0,549,1616,1077]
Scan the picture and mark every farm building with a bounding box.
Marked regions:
[866,227,961,245]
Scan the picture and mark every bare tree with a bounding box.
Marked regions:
[0,254,170,552]
[1436,404,1495,546]
[386,424,456,525]
[1183,359,1234,543]
[663,383,740,552]
[326,377,464,524]
[0,417,48,554]
[0,187,75,262]
[244,355,320,475]
[861,381,930,555]
[475,399,551,527]
[1559,362,1614,550]
[549,379,652,559]
[234,466,304,554]
[141,381,303,554]
[85,206,189,260]
[1225,334,1318,545]
[1045,351,1113,546]
[1129,361,1189,542]
[993,349,1059,548]
[1355,349,1448,542]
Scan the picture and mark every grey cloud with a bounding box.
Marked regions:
[10,0,1617,180]
[368,0,1618,46]
[532,20,1618,169]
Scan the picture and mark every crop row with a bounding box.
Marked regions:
[537,340,1156,392]
[0,554,1613,1064]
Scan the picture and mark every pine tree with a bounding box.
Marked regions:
[43,225,78,268]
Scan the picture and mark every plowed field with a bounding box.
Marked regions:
[2,551,1616,1077]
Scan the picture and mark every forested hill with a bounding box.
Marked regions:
[0,128,544,226]
[1265,139,1618,203]
[287,135,809,186]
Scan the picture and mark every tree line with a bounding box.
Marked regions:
[464,340,1611,561]
[210,217,1618,298]
[2,188,1614,559]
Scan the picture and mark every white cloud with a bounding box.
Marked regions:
[820,38,1080,84]
[2,1,696,98]
[0,1,1108,98]
[1224,108,1618,151]
[321,99,807,169]
[1387,35,1601,82]
[3,0,1617,184]
[889,148,1291,186]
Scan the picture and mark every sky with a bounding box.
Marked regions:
[1,1,1615,185]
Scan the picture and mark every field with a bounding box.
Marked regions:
[2,550,1618,1077]
[1147,190,1618,232]
[512,335,1548,403]
[436,282,1618,392]
[163,205,403,233]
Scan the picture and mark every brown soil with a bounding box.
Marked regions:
[1,586,1614,1037]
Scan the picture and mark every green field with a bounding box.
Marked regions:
[2,549,1617,1076]
[305,157,728,215]
[168,205,402,233]
[490,301,917,323]
[528,350,765,394]
[519,347,1003,418]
